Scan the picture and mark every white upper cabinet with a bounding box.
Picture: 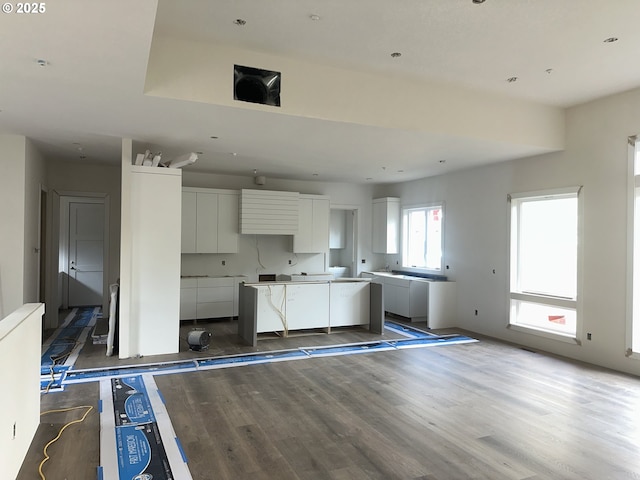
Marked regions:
[196,192,219,253]
[181,191,197,253]
[293,194,330,253]
[372,197,400,254]
[181,188,239,254]
[217,192,239,253]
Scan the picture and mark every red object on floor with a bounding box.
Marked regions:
[548,315,566,324]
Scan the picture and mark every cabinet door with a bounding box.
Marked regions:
[196,193,218,253]
[330,282,370,327]
[293,197,314,253]
[180,288,197,320]
[217,193,239,253]
[312,198,330,253]
[181,191,197,254]
[286,283,330,330]
[372,201,386,254]
[394,285,411,318]
[372,198,400,254]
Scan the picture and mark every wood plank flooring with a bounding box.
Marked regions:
[18,317,640,479]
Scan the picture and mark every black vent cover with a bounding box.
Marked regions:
[234,65,281,107]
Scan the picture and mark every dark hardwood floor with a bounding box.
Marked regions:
[18,316,640,479]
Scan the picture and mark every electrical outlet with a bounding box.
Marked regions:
[221,260,226,266]
[12,422,16,440]
[288,259,292,265]
[361,259,366,264]
[587,332,592,340]
[474,309,478,316]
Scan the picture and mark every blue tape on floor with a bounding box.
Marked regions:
[175,437,188,463]
[97,465,103,480]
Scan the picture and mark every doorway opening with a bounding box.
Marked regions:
[329,207,359,278]
[58,194,110,316]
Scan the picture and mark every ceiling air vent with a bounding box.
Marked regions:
[234,65,281,107]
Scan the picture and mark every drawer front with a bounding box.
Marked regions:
[197,286,233,303]
[197,302,233,319]
[197,277,234,288]
[180,278,198,288]
[384,276,411,287]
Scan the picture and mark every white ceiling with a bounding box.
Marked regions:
[1,0,640,183]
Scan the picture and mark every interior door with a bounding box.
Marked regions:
[68,201,104,306]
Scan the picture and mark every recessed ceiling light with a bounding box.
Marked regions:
[390,52,402,58]
[472,0,486,4]
[231,152,237,156]
[196,151,204,155]
[603,37,618,43]
[506,76,518,83]
[366,177,373,181]
[36,59,48,67]
[439,160,446,164]
[210,136,218,139]
[234,18,247,26]
[312,173,319,176]
[397,170,404,173]
[545,68,553,74]
[309,14,320,21]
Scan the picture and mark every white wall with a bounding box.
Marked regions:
[180,171,380,279]
[376,86,640,376]
[0,135,27,319]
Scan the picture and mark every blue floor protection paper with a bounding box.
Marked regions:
[99,375,192,480]
[40,307,99,392]
[63,323,476,386]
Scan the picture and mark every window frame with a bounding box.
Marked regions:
[401,202,445,274]
[508,187,583,343]
[627,136,640,358]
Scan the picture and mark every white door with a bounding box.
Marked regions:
[68,201,104,306]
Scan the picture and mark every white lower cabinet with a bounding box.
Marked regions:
[330,281,370,327]
[180,276,244,320]
[361,272,455,324]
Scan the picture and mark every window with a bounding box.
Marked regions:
[509,188,581,338]
[402,204,443,272]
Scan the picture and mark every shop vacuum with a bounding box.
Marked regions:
[187,330,212,352]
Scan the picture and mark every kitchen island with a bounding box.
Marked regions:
[238,279,384,346]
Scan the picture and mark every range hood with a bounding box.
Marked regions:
[240,189,299,235]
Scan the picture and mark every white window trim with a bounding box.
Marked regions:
[626,136,640,359]
[507,186,583,342]
[401,201,445,274]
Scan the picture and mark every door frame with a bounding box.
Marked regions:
[329,204,360,277]
[57,191,110,314]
